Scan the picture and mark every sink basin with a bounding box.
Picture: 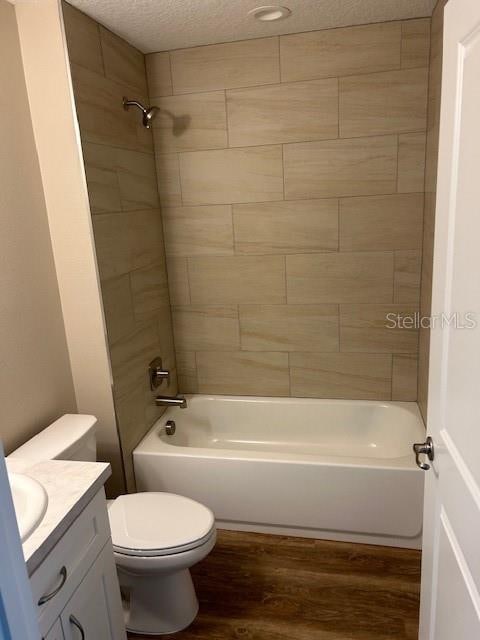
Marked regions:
[8,472,48,542]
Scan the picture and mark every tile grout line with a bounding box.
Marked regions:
[148,64,428,102]
[161,129,426,157]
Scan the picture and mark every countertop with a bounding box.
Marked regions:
[6,458,111,575]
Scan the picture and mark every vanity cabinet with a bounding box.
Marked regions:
[43,620,63,640]
[33,490,126,640]
[60,545,123,640]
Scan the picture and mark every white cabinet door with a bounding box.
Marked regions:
[44,619,65,640]
[60,545,126,640]
[418,0,480,637]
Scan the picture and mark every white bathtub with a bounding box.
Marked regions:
[133,395,425,549]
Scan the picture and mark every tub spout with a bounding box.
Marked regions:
[155,395,187,409]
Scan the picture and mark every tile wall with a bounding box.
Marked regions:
[63,3,177,489]
[147,19,431,400]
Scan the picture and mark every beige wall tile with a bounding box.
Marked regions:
[93,210,163,280]
[188,255,286,304]
[290,353,392,400]
[166,257,191,305]
[62,2,103,74]
[153,91,227,152]
[83,144,159,212]
[156,305,177,390]
[176,351,197,378]
[392,354,418,400]
[417,326,430,419]
[340,304,419,353]
[158,300,175,347]
[82,143,121,214]
[179,146,284,205]
[401,19,431,69]
[93,212,131,280]
[197,351,289,396]
[420,193,435,312]
[102,274,135,345]
[155,153,182,206]
[163,205,233,257]
[339,193,424,252]
[170,37,280,94]
[100,26,147,94]
[226,79,338,147]
[394,250,421,303]
[173,305,240,351]
[280,22,401,82]
[110,323,159,399]
[116,148,159,210]
[284,135,397,199]
[114,384,146,491]
[398,132,427,193]
[176,351,198,393]
[178,376,198,393]
[146,52,172,97]
[116,381,154,454]
[287,252,394,304]
[130,209,165,270]
[71,64,151,152]
[233,199,338,255]
[131,263,169,321]
[339,68,428,138]
[239,304,339,352]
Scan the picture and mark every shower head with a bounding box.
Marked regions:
[123,97,159,129]
[143,105,159,128]
[122,97,191,136]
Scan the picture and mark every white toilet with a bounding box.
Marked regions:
[9,414,216,635]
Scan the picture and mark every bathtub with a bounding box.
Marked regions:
[133,395,425,549]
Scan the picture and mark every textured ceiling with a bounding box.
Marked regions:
[67,0,437,53]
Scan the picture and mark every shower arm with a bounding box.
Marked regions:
[123,98,147,114]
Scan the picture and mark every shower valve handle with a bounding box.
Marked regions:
[149,357,170,390]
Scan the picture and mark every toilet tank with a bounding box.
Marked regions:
[8,414,97,463]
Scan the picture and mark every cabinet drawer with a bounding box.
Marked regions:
[31,490,110,636]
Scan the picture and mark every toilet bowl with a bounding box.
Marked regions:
[108,492,216,635]
[9,414,216,636]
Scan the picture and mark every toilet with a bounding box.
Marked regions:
[9,414,216,635]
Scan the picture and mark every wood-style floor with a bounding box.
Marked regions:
[128,530,421,640]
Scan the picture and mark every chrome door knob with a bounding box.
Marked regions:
[413,436,434,471]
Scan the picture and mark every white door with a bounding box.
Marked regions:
[60,545,126,640]
[418,0,480,637]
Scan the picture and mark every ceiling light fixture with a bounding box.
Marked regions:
[248,5,292,22]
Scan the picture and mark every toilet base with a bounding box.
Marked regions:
[120,568,199,635]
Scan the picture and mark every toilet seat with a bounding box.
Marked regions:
[108,492,215,557]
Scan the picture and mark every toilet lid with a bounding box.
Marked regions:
[108,492,215,557]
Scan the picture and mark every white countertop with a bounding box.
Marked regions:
[6,458,111,575]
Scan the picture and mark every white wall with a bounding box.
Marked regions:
[0,0,77,455]
[14,0,126,494]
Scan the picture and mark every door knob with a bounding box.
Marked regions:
[413,436,434,471]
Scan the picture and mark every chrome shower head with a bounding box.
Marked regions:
[143,106,159,128]
[123,97,159,129]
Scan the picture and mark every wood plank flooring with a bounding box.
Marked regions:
[128,530,421,640]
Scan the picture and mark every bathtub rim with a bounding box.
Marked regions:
[135,394,425,472]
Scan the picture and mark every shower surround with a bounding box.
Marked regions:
[63,3,432,492]
[147,19,430,402]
